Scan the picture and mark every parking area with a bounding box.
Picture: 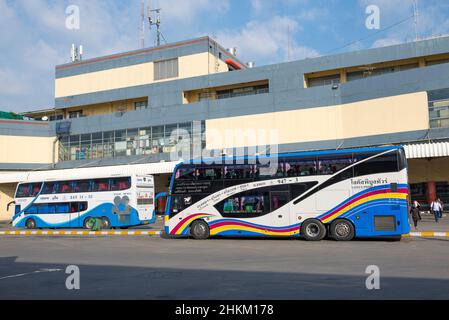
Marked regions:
[1,234,449,300]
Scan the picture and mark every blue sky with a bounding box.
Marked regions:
[1,0,449,112]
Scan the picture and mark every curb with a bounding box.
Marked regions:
[0,230,162,236]
[405,232,449,237]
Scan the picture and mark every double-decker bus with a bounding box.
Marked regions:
[165,146,410,241]
[12,172,156,230]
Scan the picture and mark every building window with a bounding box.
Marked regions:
[429,98,449,129]
[59,121,206,162]
[135,101,148,111]
[216,84,269,100]
[154,58,179,80]
[69,110,83,119]
[308,75,340,88]
[49,115,64,121]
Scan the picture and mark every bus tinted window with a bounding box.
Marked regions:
[224,165,252,180]
[110,177,131,191]
[290,182,319,199]
[354,151,398,177]
[317,154,353,175]
[24,202,88,215]
[42,182,58,195]
[31,183,42,196]
[216,188,270,218]
[175,166,196,180]
[196,167,223,180]
[285,158,317,177]
[16,184,31,198]
[93,179,111,192]
[74,180,91,193]
[60,181,73,194]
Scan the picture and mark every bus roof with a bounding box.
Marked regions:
[184,145,403,166]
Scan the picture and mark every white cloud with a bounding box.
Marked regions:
[215,15,319,64]
[158,0,230,25]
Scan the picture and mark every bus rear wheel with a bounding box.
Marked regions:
[25,218,36,230]
[330,219,355,241]
[301,219,326,241]
[101,217,111,229]
[190,220,210,240]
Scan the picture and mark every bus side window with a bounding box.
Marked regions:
[74,180,90,193]
[79,202,88,212]
[31,183,42,196]
[25,205,38,215]
[16,184,31,198]
[15,205,21,214]
[96,179,111,192]
[60,181,72,194]
[111,177,131,191]
[56,203,70,214]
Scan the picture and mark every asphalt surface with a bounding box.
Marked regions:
[1,234,449,300]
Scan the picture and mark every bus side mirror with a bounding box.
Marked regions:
[7,201,15,211]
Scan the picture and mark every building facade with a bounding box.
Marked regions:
[1,35,449,220]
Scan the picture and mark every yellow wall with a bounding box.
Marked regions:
[0,183,16,221]
[55,52,227,98]
[206,92,429,149]
[0,135,57,164]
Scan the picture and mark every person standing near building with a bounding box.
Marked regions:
[431,198,443,223]
[410,201,422,230]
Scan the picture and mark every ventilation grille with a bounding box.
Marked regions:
[374,216,396,231]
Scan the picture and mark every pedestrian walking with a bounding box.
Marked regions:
[431,198,443,223]
[438,198,445,220]
[410,201,422,230]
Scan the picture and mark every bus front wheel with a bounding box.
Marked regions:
[301,219,326,241]
[83,218,92,230]
[330,219,355,241]
[190,220,210,240]
[25,218,37,230]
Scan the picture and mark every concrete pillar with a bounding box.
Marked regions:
[426,181,437,204]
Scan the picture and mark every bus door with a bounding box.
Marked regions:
[270,191,291,226]
[135,176,155,221]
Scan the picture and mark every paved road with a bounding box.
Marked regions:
[0,235,448,300]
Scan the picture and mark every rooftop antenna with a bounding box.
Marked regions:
[140,0,146,48]
[70,44,83,63]
[413,0,419,41]
[148,2,166,46]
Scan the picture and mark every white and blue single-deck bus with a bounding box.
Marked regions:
[12,172,156,229]
[165,146,410,241]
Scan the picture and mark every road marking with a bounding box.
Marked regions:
[0,230,448,237]
[0,230,162,236]
[407,232,449,237]
[0,268,62,281]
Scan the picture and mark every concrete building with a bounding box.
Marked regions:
[1,35,449,221]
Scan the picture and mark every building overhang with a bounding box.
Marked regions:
[404,141,449,159]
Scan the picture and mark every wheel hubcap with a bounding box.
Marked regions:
[306,223,320,237]
[194,224,206,235]
[335,223,350,237]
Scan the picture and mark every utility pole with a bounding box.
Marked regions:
[148,6,165,46]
